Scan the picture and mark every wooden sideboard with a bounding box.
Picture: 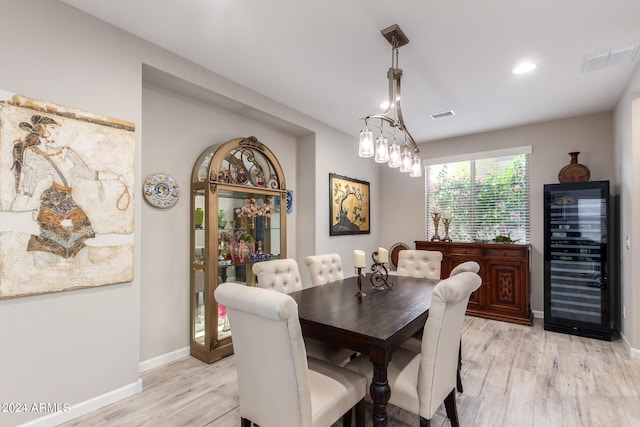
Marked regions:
[415,241,533,326]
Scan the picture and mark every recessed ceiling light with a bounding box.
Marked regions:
[512,62,536,74]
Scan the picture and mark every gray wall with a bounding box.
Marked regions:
[0,2,143,426]
[0,1,380,425]
[614,61,640,356]
[140,80,300,361]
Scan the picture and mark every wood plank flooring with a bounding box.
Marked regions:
[60,317,640,426]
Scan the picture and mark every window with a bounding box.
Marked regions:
[425,147,530,243]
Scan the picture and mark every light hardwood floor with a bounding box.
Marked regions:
[61,317,640,426]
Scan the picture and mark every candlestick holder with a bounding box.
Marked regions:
[442,218,452,242]
[431,212,441,241]
[354,267,367,298]
[369,251,393,290]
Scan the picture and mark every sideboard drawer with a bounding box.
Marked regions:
[449,246,483,256]
[485,247,526,259]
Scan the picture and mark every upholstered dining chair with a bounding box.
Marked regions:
[345,272,482,427]
[395,249,443,279]
[252,258,304,294]
[401,258,478,390]
[447,260,480,393]
[450,260,480,276]
[398,250,444,351]
[215,282,366,427]
[253,258,355,366]
[304,253,345,287]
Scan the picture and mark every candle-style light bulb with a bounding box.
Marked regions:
[400,145,412,173]
[359,125,374,158]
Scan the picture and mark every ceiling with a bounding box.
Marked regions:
[61,0,640,143]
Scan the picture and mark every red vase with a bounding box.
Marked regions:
[231,240,255,263]
[558,152,590,183]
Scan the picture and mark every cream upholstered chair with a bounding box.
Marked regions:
[401,258,478,390]
[448,260,480,393]
[345,272,482,427]
[396,250,443,279]
[450,261,480,276]
[398,250,444,351]
[304,253,344,287]
[252,258,303,294]
[253,258,355,366]
[215,283,366,427]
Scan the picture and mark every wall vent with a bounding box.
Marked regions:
[581,43,640,73]
[431,110,455,120]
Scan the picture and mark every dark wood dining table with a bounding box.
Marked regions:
[288,274,438,427]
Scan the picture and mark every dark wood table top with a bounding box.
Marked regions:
[288,275,437,356]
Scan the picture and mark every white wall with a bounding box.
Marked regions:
[613,60,640,354]
[380,113,615,314]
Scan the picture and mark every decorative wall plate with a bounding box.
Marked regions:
[143,173,179,208]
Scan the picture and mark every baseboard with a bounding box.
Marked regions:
[139,346,190,373]
[535,311,638,357]
[621,332,640,359]
[18,379,143,427]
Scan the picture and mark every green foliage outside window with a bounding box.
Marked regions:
[426,154,529,243]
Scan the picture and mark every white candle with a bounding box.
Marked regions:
[443,212,451,220]
[433,206,440,214]
[378,247,389,263]
[354,250,366,268]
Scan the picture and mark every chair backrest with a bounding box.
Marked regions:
[450,261,480,276]
[214,282,312,427]
[252,258,303,294]
[418,272,482,419]
[304,253,345,287]
[396,250,443,279]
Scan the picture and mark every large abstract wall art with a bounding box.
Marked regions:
[0,91,135,298]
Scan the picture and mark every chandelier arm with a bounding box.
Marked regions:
[364,113,418,152]
[391,75,419,153]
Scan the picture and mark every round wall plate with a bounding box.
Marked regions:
[143,173,179,208]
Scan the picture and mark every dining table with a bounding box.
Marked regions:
[288,274,438,427]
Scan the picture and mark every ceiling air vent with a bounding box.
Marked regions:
[431,110,455,120]
[581,43,640,73]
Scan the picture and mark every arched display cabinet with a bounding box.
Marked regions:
[190,136,287,363]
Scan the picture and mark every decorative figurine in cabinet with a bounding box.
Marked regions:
[190,136,287,363]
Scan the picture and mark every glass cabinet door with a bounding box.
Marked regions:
[543,181,612,340]
[191,187,207,348]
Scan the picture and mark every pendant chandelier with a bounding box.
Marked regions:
[358,24,422,178]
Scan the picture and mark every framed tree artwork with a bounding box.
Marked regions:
[329,173,370,236]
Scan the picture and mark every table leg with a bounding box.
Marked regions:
[370,361,390,426]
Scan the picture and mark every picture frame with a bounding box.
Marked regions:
[329,173,370,236]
